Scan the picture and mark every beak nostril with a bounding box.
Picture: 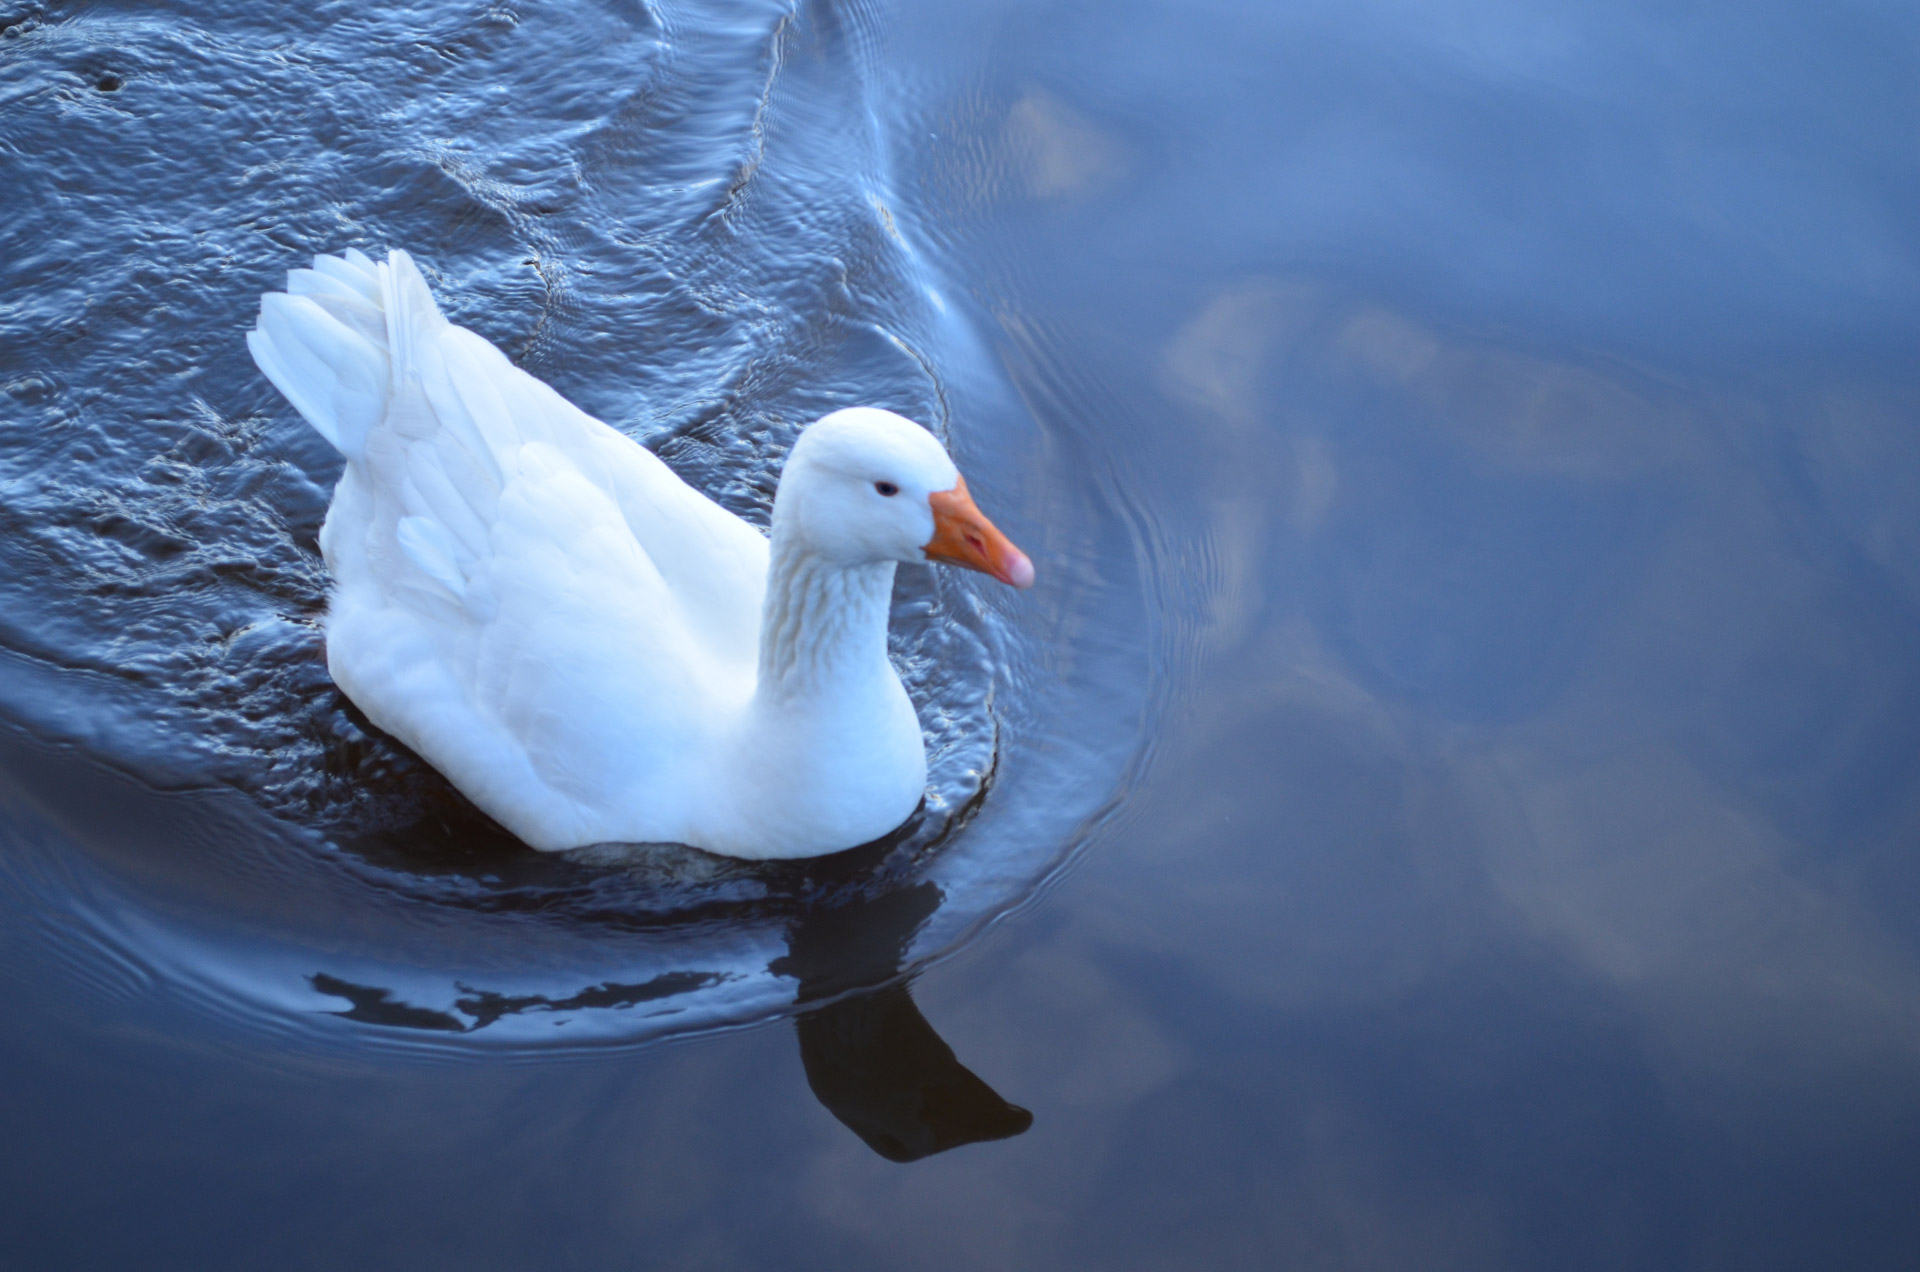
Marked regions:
[925,481,1030,588]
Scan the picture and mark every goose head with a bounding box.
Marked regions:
[774,408,1034,588]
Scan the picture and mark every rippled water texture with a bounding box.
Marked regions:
[6,0,1920,1266]
[0,0,1147,1042]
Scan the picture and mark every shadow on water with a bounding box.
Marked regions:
[792,983,1034,1162]
[307,969,732,1034]
[3,711,1030,1160]
[0,700,1044,1161]
[308,850,1032,1161]
[775,882,1034,1162]
[317,727,987,931]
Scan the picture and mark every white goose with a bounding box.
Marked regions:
[248,249,1032,860]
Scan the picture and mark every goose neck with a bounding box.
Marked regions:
[756,535,896,701]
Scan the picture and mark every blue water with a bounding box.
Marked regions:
[3,0,1919,1266]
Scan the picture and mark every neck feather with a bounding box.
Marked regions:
[756,533,897,701]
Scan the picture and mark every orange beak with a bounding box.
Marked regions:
[924,475,1035,589]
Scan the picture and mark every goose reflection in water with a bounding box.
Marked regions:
[311,874,1031,1163]
[773,881,1034,1162]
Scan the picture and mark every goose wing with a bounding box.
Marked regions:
[249,250,769,845]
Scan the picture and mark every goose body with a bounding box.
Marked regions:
[248,249,1030,859]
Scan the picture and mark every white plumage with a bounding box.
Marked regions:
[248,249,1030,859]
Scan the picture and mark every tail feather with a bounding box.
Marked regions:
[247,288,389,459]
[284,267,386,347]
[248,248,456,462]
[250,248,569,606]
[377,249,444,396]
[424,330,519,484]
[373,251,512,490]
[313,249,382,303]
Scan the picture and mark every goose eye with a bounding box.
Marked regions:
[874,481,899,497]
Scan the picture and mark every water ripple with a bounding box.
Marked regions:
[0,0,1154,1048]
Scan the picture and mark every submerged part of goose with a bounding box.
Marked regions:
[247,249,1032,860]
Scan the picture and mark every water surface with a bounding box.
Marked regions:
[3,0,1919,1266]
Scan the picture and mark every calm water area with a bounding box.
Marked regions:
[3,0,1919,1267]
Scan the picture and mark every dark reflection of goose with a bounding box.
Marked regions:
[310,849,1031,1162]
[2,704,1033,1160]
[791,986,1033,1162]
[772,881,1034,1162]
